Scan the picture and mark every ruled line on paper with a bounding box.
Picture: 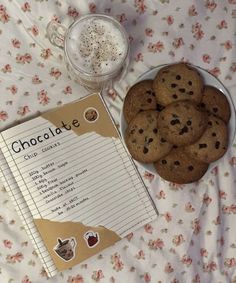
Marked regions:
[0,147,57,277]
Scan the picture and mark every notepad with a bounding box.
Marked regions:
[0,93,158,277]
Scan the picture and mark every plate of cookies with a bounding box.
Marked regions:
[120,62,236,184]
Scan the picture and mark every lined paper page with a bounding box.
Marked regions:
[0,149,57,277]
[0,115,157,237]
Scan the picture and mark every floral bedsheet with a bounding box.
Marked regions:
[0,1,236,282]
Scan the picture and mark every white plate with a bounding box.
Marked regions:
[120,64,236,175]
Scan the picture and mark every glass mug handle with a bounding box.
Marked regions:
[46,21,67,49]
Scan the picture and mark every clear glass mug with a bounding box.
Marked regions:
[46,14,130,91]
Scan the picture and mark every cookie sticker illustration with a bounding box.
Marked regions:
[84,231,100,248]
[54,237,77,261]
[84,107,99,123]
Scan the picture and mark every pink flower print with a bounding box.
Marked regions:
[172,234,184,246]
[208,67,221,77]
[222,40,232,50]
[16,53,32,64]
[0,111,8,121]
[128,35,134,43]
[31,25,39,36]
[125,232,133,241]
[164,262,174,273]
[38,90,50,105]
[50,67,62,79]
[230,204,236,213]
[202,54,211,64]
[134,0,147,14]
[32,75,42,84]
[219,190,227,199]
[11,38,21,48]
[148,238,164,250]
[116,13,127,24]
[40,48,52,60]
[163,212,172,222]
[136,250,145,260]
[217,20,227,29]
[203,193,212,206]
[40,268,49,278]
[185,202,195,212]
[143,272,151,282]
[51,14,61,23]
[144,223,153,233]
[157,190,166,199]
[91,270,104,281]
[229,156,236,165]
[188,5,198,16]
[89,3,97,13]
[2,64,12,73]
[169,182,184,190]
[203,261,217,272]
[111,252,124,271]
[230,62,236,72]
[224,258,236,268]
[181,255,192,266]
[217,236,224,246]
[213,215,221,225]
[107,89,117,101]
[222,205,231,214]
[21,275,32,283]
[192,23,204,40]
[16,54,25,64]
[145,28,154,37]
[205,0,217,12]
[17,106,30,116]
[200,248,208,257]
[135,52,144,62]
[7,85,18,94]
[148,41,164,53]
[67,274,84,283]
[0,4,10,23]
[192,274,200,283]
[21,2,31,12]
[6,252,24,263]
[191,218,201,235]
[67,6,79,19]
[172,37,184,49]
[63,86,72,95]
[3,239,12,249]
[166,15,174,25]
[143,171,154,182]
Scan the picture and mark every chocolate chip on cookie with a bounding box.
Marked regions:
[198,85,231,123]
[157,100,208,146]
[125,110,172,163]
[153,63,204,106]
[154,147,209,184]
[123,80,158,123]
[184,114,228,163]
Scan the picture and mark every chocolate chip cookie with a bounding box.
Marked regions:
[153,63,204,106]
[157,100,208,146]
[123,80,158,123]
[198,85,231,123]
[184,115,228,163]
[125,110,172,163]
[154,147,209,184]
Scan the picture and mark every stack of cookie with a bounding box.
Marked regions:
[124,63,231,184]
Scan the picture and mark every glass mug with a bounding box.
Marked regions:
[46,14,130,91]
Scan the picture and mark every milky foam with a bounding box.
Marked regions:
[66,17,128,75]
